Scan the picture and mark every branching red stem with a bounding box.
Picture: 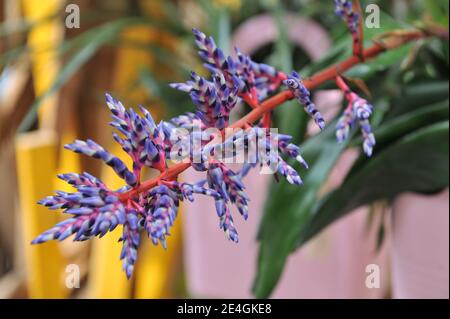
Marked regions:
[118,29,436,202]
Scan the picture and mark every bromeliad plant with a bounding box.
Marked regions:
[32,0,447,283]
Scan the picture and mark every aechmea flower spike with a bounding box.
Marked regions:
[33,94,221,279]
[190,28,285,102]
[255,128,307,185]
[191,28,239,85]
[33,172,126,244]
[144,185,179,248]
[336,106,353,143]
[353,97,376,156]
[334,0,360,34]
[283,71,325,130]
[233,47,285,101]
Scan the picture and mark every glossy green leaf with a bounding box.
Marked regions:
[254,89,448,298]
[424,0,449,26]
[350,99,449,148]
[386,81,449,118]
[346,99,448,195]
[298,121,449,246]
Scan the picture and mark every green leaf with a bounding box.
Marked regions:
[424,0,449,27]
[253,6,447,298]
[386,81,449,118]
[0,46,28,68]
[297,121,449,246]
[252,123,347,298]
[344,43,413,79]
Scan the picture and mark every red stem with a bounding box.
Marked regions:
[335,75,353,100]
[118,30,433,202]
[352,0,364,60]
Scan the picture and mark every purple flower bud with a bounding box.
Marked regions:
[219,209,239,243]
[105,93,167,176]
[205,162,249,241]
[171,72,238,129]
[120,223,140,279]
[277,156,304,185]
[334,0,360,34]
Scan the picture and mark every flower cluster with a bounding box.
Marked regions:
[172,28,323,128]
[233,127,309,185]
[334,0,360,34]
[33,95,223,278]
[190,28,284,102]
[206,162,248,242]
[106,94,167,179]
[34,172,127,243]
[335,77,376,156]
[32,27,370,280]
[33,99,309,279]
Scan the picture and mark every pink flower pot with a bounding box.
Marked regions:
[181,154,389,298]
[391,189,449,299]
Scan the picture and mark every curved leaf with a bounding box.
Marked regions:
[350,99,448,149]
[253,124,347,298]
[298,121,449,246]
